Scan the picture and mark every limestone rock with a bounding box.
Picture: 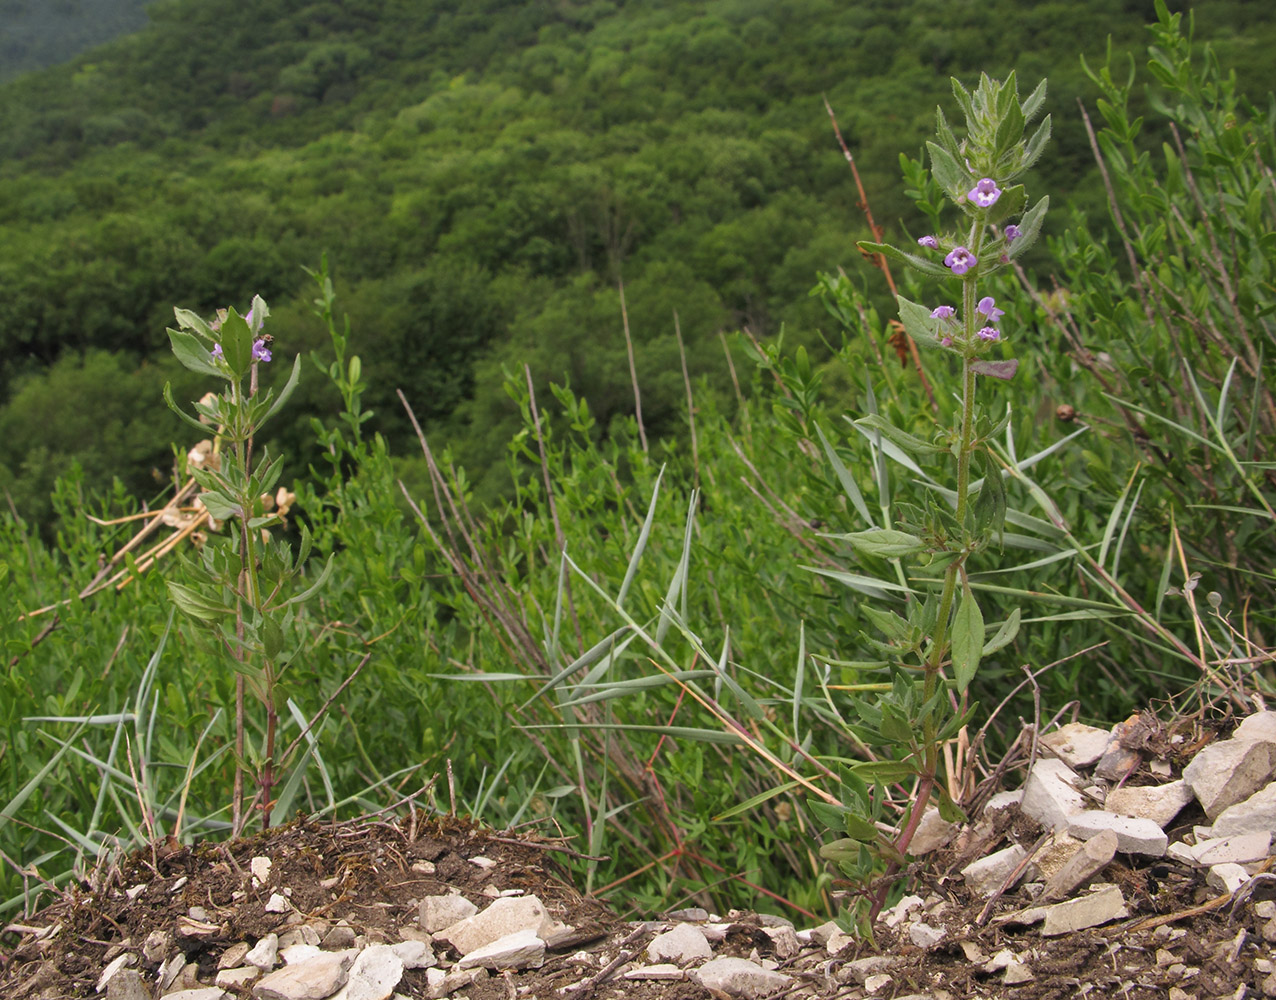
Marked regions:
[1041,884,1128,936]
[252,948,356,1000]
[961,843,1029,897]
[909,807,958,855]
[1042,722,1110,768]
[1066,810,1168,856]
[1210,782,1276,837]
[647,922,712,964]
[435,895,554,956]
[105,969,152,1000]
[1041,829,1117,902]
[1104,780,1194,829]
[624,964,685,980]
[245,932,279,971]
[1183,738,1276,819]
[1207,863,1251,895]
[1021,760,1087,831]
[339,944,405,1000]
[418,894,478,935]
[693,956,791,999]
[1235,712,1276,743]
[455,928,545,971]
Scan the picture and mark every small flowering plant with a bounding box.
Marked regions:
[813,73,1050,921]
[164,297,331,834]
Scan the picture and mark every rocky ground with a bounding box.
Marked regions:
[5,709,1276,999]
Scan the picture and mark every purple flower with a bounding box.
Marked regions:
[1004,224,1021,244]
[977,297,1004,323]
[931,305,956,320]
[967,178,1002,208]
[939,336,954,348]
[977,326,1001,341]
[211,343,223,360]
[252,339,272,363]
[944,246,977,275]
[917,235,939,249]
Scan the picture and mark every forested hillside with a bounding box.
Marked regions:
[1,0,1274,519]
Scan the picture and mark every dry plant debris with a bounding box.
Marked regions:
[6,709,1276,999]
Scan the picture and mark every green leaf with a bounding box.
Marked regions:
[895,295,945,349]
[851,759,918,784]
[951,581,984,693]
[982,608,1021,656]
[164,382,216,434]
[167,581,232,621]
[260,612,284,660]
[1008,196,1050,260]
[197,490,240,521]
[857,241,951,279]
[820,838,865,862]
[861,605,912,642]
[218,308,255,378]
[257,353,303,430]
[816,423,873,527]
[854,413,945,456]
[167,328,225,379]
[971,359,1019,380]
[845,528,926,559]
[926,140,966,197]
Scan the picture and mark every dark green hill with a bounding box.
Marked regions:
[1,0,1274,520]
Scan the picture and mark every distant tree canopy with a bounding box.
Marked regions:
[1,0,1275,517]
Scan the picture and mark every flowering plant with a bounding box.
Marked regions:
[813,73,1050,921]
[164,297,331,834]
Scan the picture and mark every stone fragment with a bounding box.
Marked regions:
[322,924,357,950]
[984,790,1023,816]
[159,954,186,991]
[1042,722,1111,768]
[1190,831,1272,865]
[1066,811,1168,856]
[1004,960,1035,984]
[668,906,710,921]
[164,990,230,1000]
[863,972,893,993]
[246,933,279,971]
[909,807,958,855]
[647,922,712,964]
[1041,884,1128,936]
[389,940,435,969]
[1031,832,1085,882]
[1095,712,1158,781]
[278,926,322,950]
[624,964,685,980]
[252,948,356,1000]
[1041,829,1118,901]
[456,928,545,971]
[419,894,478,934]
[435,895,553,956]
[97,953,136,992]
[338,944,404,1000]
[142,929,172,965]
[1104,780,1194,829]
[1183,738,1276,819]
[1211,782,1276,837]
[1236,712,1276,743]
[961,843,1029,897]
[280,945,321,966]
[840,956,900,983]
[1207,863,1251,895]
[693,957,791,999]
[219,942,251,969]
[881,894,924,928]
[264,893,290,913]
[760,924,800,959]
[908,922,945,949]
[426,967,486,999]
[105,969,151,1000]
[216,967,261,989]
[251,856,272,886]
[1021,760,1087,831]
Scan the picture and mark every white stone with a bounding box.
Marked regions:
[1066,811,1168,856]
[624,964,685,980]
[426,967,486,1000]
[1211,782,1276,837]
[142,929,172,964]
[1207,863,1251,895]
[908,922,945,949]
[435,895,553,956]
[693,957,791,999]
[760,924,800,959]
[1104,780,1195,829]
[219,942,251,969]
[389,939,436,969]
[647,922,712,964]
[105,970,152,1000]
[1235,713,1276,743]
[164,990,231,1000]
[1183,738,1276,819]
[1041,884,1128,936]
[1004,960,1035,984]
[984,790,1024,816]
[961,843,1029,897]
[455,928,545,971]
[909,808,958,855]
[96,953,135,992]
[251,856,272,886]
[1188,831,1272,865]
[1032,831,1085,881]
[469,856,496,869]
[864,972,893,993]
[245,933,279,971]
[881,894,924,928]
[1020,760,1088,831]
[337,944,404,1000]
[1042,723,1111,768]
[216,967,260,988]
[252,948,356,1000]
[1042,829,1118,901]
[419,894,478,934]
[279,945,321,965]
[264,892,290,913]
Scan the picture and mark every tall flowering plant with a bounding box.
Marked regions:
[813,73,1050,921]
[164,297,331,834]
